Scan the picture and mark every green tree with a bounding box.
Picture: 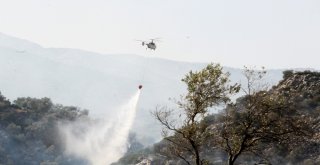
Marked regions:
[153,63,240,165]
[0,91,11,109]
[282,70,294,79]
[14,97,53,115]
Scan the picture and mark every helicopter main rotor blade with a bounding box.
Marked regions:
[150,37,161,40]
[149,38,162,42]
[134,39,146,42]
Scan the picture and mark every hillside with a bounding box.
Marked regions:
[0,32,284,142]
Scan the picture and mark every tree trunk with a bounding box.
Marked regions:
[195,149,200,165]
[228,156,235,165]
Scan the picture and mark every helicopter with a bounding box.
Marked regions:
[136,38,160,50]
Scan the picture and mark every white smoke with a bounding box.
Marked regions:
[58,90,141,165]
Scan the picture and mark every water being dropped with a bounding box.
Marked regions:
[59,90,141,165]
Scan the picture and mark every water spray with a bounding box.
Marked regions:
[59,90,141,165]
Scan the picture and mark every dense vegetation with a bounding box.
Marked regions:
[115,66,320,165]
[0,95,90,165]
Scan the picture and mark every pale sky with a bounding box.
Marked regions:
[0,0,319,69]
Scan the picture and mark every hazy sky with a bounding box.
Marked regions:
[0,0,319,69]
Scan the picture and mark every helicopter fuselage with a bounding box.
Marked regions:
[146,42,156,50]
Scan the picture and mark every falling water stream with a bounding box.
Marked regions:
[59,90,141,165]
